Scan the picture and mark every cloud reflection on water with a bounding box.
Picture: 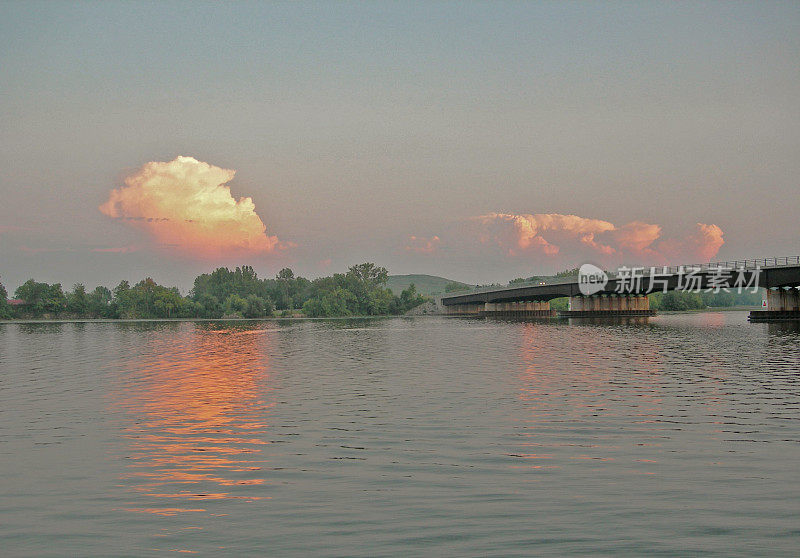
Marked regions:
[111,323,275,517]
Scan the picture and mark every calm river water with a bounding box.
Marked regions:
[1,312,799,556]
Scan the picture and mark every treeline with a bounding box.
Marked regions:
[444,281,471,293]
[445,281,505,292]
[0,263,426,320]
[509,268,579,284]
[649,289,762,311]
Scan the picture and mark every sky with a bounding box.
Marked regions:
[1,1,798,292]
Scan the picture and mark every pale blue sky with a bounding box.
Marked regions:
[1,1,798,290]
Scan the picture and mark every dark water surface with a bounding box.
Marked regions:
[1,312,798,556]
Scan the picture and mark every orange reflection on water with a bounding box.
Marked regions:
[112,324,275,515]
[120,507,207,517]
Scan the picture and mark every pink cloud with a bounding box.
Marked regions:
[476,212,724,263]
[100,156,290,259]
[612,221,662,256]
[404,235,441,255]
[476,213,615,256]
[658,223,725,263]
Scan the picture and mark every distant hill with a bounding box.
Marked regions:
[386,274,470,297]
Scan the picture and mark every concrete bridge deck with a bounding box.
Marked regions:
[439,256,800,320]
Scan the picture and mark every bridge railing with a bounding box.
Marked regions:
[654,256,800,276]
[441,256,800,299]
[703,256,800,270]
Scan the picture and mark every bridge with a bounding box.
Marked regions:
[439,256,800,322]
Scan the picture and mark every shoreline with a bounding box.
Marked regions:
[0,315,413,325]
[0,307,762,325]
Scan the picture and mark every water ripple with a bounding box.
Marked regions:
[0,313,798,556]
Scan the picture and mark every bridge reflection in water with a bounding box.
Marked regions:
[110,323,275,517]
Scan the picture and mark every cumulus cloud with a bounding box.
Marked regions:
[475,212,724,263]
[404,235,441,254]
[100,156,287,258]
[477,213,616,256]
[691,224,725,260]
[658,223,725,262]
[611,221,663,257]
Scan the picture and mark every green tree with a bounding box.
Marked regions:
[88,286,113,317]
[14,281,66,317]
[153,288,184,318]
[344,263,391,315]
[44,283,67,316]
[654,291,704,311]
[113,280,132,317]
[0,280,11,319]
[444,282,470,293]
[15,279,50,315]
[393,283,426,314]
[701,290,736,307]
[269,267,305,310]
[243,295,273,318]
[67,283,89,315]
[197,293,223,319]
[129,278,158,318]
[302,287,354,317]
[509,276,543,285]
[224,293,248,317]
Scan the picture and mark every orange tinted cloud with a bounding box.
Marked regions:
[612,221,662,256]
[658,223,725,262]
[691,223,725,260]
[100,156,286,258]
[476,212,724,263]
[404,235,440,254]
[477,213,615,256]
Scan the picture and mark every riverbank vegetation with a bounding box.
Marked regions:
[649,289,761,310]
[1,263,426,320]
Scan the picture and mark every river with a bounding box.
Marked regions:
[1,312,798,556]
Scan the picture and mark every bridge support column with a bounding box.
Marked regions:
[562,294,653,317]
[480,300,553,318]
[444,302,484,315]
[749,287,800,322]
[765,287,800,311]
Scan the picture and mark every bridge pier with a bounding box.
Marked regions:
[561,294,654,317]
[749,287,800,322]
[443,302,484,315]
